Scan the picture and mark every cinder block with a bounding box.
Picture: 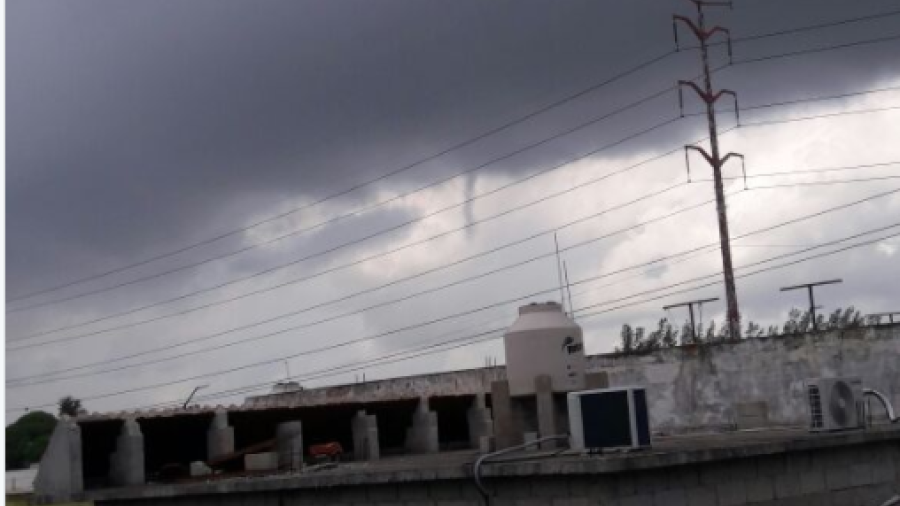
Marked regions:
[551,499,591,506]
[849,463,875,487]
[634,469,669,494]
[244,452,278,472]
[618,493,654,506]
[189,461,211,477]
[668,467,700,489]
[531,477,567,498]
[825,464,853,491]
[684,487,716,506]
[775,472,802,498]
[654,488,687,506]
[616,473,637,497]
[717,480,746,506]
[397,482,429,500]
[745,476,774,503]
[429,481,461,500]
[799,469,825,494]
[367,484,398,502]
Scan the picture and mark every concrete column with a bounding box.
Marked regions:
[275,421,303,471]
[109,418,144,487]
[535,375,559,450]
[206,410,235,461]
[466,393,493,451]
[405,397,439,454]
[491,380,517,450]
[34,417,83,504]
[351,410,380,461]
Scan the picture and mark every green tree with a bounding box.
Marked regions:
[6,411,56,469]
[58,396,82,417]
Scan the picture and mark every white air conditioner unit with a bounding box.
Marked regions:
[568,386,651,451]
[805,377,864,432]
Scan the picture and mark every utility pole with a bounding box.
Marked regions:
[780,279,843,331]
[663,297,719,344]
[673,0,744,339]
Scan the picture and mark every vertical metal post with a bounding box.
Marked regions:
[688,303,697,341]
[696,3,740,339]
[780,279,843,332]
[808,285,817,331]
[663,297,719,344]
[674,1,742,338]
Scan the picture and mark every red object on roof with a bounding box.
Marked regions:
[309,442,343,457]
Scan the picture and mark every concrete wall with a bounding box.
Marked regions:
[245,367,504,408]
[245,325,898,434]
[592,325,900,433]
[90,432,900,506]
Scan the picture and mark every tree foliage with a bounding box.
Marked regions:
[6,411,56,469]
[616,306,873,355]
[58,395,82,417]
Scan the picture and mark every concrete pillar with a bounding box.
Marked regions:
[535,375,559,450]
[491,380,517,450]
[110,418,145,487]
[351,410,380,461]
[466,393,493,451]
[207,410,235,461]
[405,397,439,454]
[275,421,303,471]
[34,417,83,504]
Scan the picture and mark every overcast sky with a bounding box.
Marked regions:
[6,0,900,418]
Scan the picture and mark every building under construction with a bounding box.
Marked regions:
[32,301,900,506]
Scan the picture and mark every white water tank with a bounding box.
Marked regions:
[503,301,586,396]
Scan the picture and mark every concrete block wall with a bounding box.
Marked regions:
[591,325,900,433]
[93,438,900,506]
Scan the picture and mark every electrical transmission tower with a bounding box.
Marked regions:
[673,0,744,338]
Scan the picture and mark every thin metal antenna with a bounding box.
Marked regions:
[563,261,576,321]
[282,359,291,382]
[553,232,566,310]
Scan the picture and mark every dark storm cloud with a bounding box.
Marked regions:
[9,0,899,294]
[6,0,900,414]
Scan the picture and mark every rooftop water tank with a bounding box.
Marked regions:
[503,301,586,396]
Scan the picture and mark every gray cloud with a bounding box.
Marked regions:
[6,0,900,415]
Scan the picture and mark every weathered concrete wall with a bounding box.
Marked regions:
[244,325,898,434]
[88,429,900,506]
[592,325,900,433]
[245,367,504,407]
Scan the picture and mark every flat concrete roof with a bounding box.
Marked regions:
[85,424,900,502]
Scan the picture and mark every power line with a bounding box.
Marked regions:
[10,83,896,343]
[10,223,896,412]
[735,33,900,66]
[110,222,900,410]
[5,49,678,304]
[9,14,898,305]
[12,184,898,385]
[9,33,897,320]
[7,129,690,343]
[6,114,683,315]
